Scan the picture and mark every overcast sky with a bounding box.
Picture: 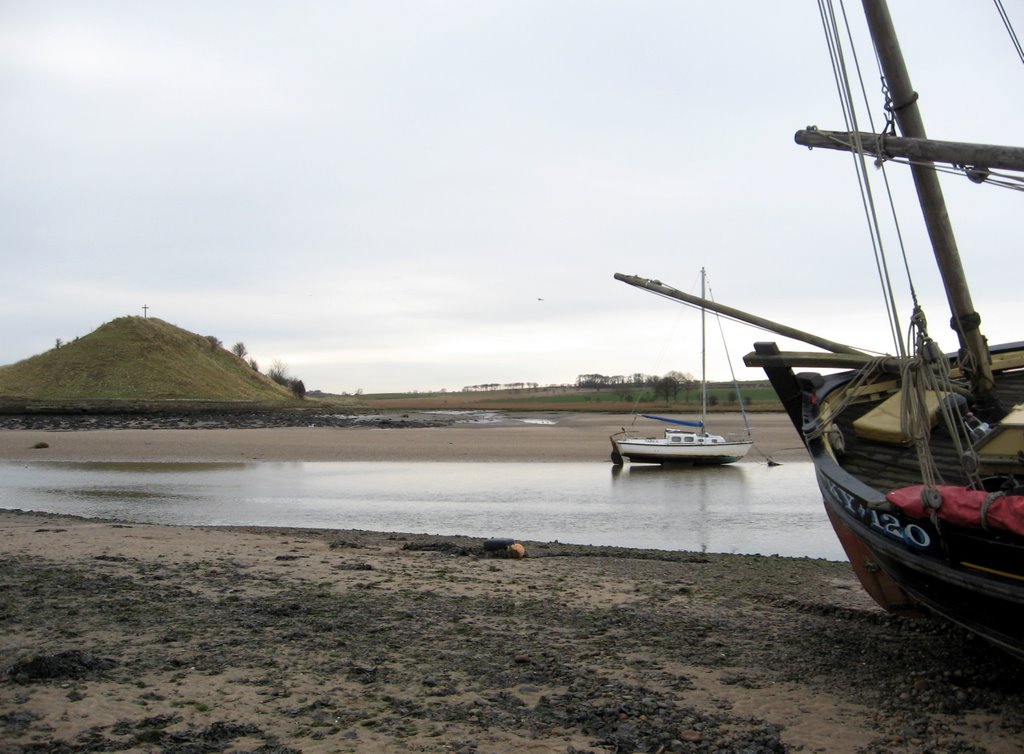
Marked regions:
[2,2,1020,394]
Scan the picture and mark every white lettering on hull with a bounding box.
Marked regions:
[820,474,932,550]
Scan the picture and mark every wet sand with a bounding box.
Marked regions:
[1,414,1023,753]
[0,412,805,464]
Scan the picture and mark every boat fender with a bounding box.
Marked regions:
[887,485,1024,537]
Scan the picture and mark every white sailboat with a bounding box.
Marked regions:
[610,269,753,466]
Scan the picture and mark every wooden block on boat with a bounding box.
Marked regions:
[974,404,1024,473]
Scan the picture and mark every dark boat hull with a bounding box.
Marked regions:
[754,341,1024,660]
[814,447,1024,658]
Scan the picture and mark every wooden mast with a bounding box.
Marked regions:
[614,272,918,373]
[861,0,997,403]
[794,128,1024,175]
[614,273,868,356]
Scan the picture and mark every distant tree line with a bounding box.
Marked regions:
[462,382,541,392]
[576,372,697,401]
[458,373,705,402]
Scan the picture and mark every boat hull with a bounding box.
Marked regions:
[754,341,1024,660]
[612,436,753,465]
[814,448,1024,659]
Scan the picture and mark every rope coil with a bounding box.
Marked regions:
[980,491,1005,531]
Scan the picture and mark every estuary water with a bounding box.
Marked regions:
[0,460,845,560]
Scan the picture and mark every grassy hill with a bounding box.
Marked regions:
[0,317,297,403]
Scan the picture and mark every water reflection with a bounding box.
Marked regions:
[0,460,843,560]
[45,461,250,473]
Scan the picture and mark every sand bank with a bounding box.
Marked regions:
[0,412,805,463]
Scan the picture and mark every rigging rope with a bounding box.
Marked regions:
[899,308,985,495]
[804,356,888,444]
[705,273,752,439]
[622,292,692,427]
[877,155,1024,192]
[994,0,1024,68]
[813,1,994,494]
[818,0,907,357]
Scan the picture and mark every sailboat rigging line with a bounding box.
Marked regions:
[862,0,998,403]
[622,286,693,426]
[908,160,1024,192]
[994,0,1024,67]
[817,2,997,467]
[972,170,1024,191]
[704,274,752,438]
[819,0,907,358]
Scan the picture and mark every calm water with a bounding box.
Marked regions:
[0,460,845,560]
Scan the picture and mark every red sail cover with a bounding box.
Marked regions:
[886,485,1024,537]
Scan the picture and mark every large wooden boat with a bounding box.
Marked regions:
[619,0,1024,659]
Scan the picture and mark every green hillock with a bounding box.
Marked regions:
[0,317,296,402]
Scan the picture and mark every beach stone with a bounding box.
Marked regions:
[8,650,117,683]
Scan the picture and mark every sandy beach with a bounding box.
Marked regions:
[0,412,807,464]
[2,413,1023,753]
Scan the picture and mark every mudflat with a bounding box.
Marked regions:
[1,413,1023,753]
[0,412,805,463]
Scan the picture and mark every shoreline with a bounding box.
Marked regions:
[2,415,1023,752]
[2,510,1023,753]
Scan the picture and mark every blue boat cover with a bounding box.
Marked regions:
[640,414,704,428]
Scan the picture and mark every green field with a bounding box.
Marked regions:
[353,383,782,413]
[479,385,780,406]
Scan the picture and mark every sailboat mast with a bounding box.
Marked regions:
[861,0,996,402]
[700,267,707,432]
